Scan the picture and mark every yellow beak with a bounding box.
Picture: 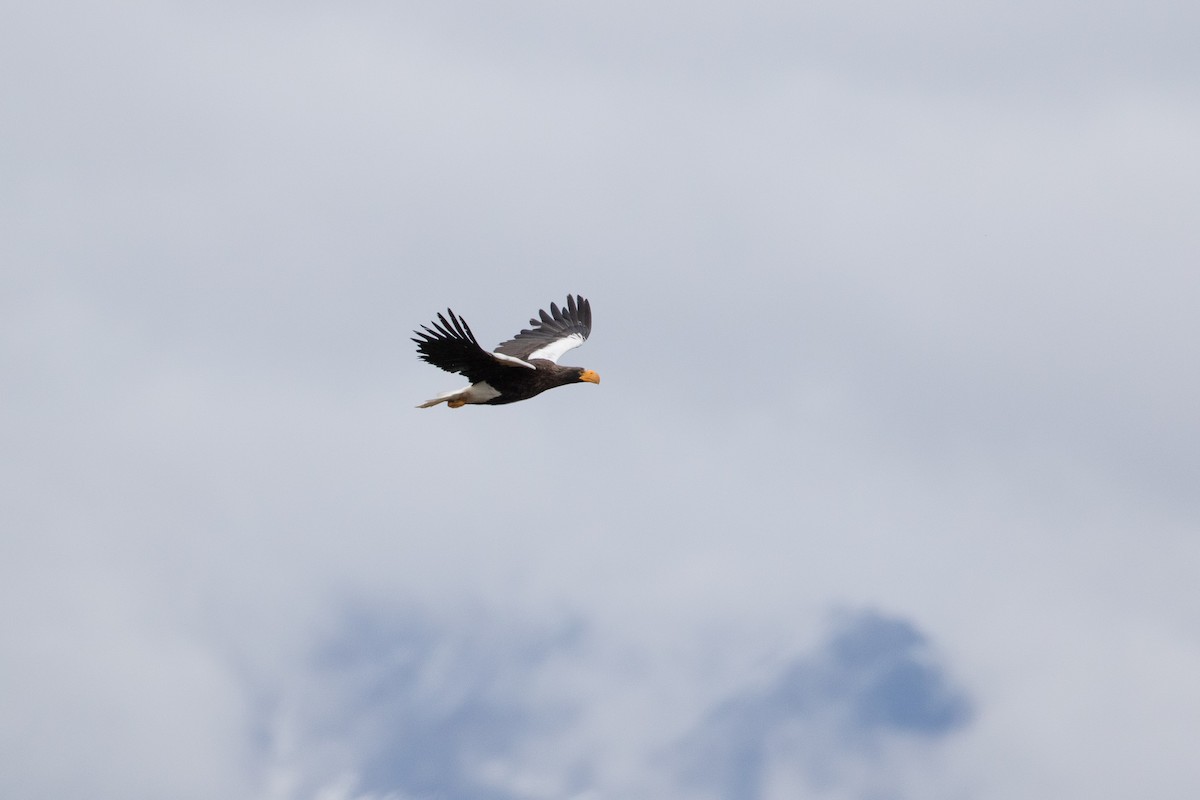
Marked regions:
[579,370,600,384]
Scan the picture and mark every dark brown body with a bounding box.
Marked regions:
[480,362,596,404]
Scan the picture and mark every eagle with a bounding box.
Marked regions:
[413,294,600,408]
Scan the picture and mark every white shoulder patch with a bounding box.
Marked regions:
[491,352,537,369]
[527,332,585,363]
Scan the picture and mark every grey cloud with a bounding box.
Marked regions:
[261,608,587,800]
[679,611,972,800]
[250,607,970,800]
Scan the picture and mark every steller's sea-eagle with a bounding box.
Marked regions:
[413,294,599,408]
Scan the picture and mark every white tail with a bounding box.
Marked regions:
[415,381,500,409]
[416,388,467,408]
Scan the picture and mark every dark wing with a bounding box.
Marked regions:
[413,309,536,382]
[493,294,592,363]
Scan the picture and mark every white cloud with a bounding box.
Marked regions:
[3,1,1199,798]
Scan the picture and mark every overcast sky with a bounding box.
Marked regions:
[3,2,1199,799]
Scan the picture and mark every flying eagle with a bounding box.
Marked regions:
[413,294,600,408]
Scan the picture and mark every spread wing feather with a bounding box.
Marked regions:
[412,309,533,382]
[494,294,592,363]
